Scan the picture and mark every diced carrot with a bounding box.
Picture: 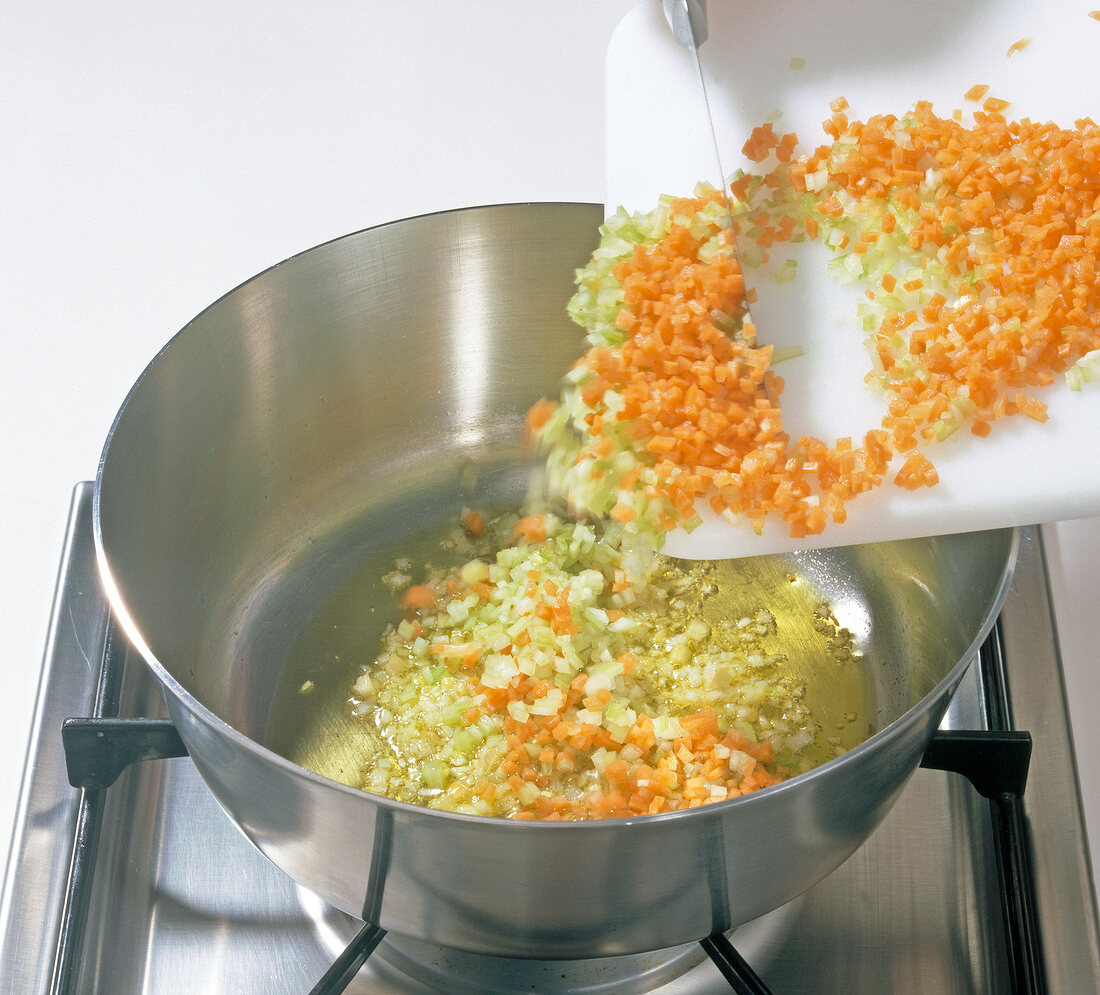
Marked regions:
[525,397,558,435]
[894,451,939,490]
[609,502,637,523]
[398,584,437,612]
[742,123,779,162]
[512,515,548,542]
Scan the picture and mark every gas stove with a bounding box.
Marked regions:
[2,482,1099,993]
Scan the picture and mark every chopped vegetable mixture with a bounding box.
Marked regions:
[352,510,840,819]
[535,94,1100,539]
[350,92,1100,820]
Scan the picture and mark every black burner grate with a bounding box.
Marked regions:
[55,617,1045,995]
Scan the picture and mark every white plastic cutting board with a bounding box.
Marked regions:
[606,0,1100,557]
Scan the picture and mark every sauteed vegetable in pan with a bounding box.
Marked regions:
[309,508,869,821]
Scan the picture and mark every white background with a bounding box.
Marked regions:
[3,0,1098,911]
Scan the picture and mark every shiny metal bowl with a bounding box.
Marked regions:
[94,204,1016,957]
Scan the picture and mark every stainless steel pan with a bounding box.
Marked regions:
[93,204,1017,958]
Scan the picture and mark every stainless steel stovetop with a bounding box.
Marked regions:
[3,483,1099,993]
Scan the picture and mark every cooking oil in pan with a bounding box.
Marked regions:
[269,509,873,801]
[265,511,476,786]
[638,555,872,773]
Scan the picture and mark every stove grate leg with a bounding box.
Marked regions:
[308,921,388,995]
[699,931,773,994]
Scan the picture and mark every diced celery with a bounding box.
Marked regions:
[420,761,449,790]
[1067,349,1100,391]
[775,259,798,284]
